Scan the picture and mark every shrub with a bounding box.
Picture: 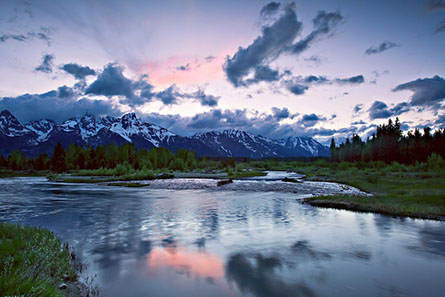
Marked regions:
[427,153,445,173]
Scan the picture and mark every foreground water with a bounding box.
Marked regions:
[0,176,444,297]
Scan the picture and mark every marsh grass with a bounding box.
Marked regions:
[0,222,77,297]
[300,163,445,220]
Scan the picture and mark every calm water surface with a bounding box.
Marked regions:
[0,177,444,297]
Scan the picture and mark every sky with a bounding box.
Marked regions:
[0,0,444,144]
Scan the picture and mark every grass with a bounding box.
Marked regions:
[297,163,445,220]
[0,222,77,297]
[52,170,174,184]
[107,182,150,187]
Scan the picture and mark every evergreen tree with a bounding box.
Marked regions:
[51,142,67,173]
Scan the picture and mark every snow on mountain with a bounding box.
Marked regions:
[0,110,32,137]
[277,136,330,157]
[0,110,329,158]
[25,119,56,142]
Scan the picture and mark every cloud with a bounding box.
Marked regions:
[243,65,281,86]
[34,54,55,73]
[435,21,445,33]
[176,63,191,71]
[85,63,134,98]
[286,83,308,95]
[335,75,365,84]
[368,101,392,120]
[271,107,290,121]
[205,56,216,63]
[368,100,411,120]
[0,89,121,123]
[0,27,53,46]
[224,5,344,87]
[354,104,363,113]
[365,41,399,55]
[283,74,364,95]
[187,89,220,107]
[287,10,343,55]
[299,74,364,85]
[427,0,445,10]
[393,75,445,107]
[260,2,281,17]
[297,113,327,127]
[155,84,180,105]
[223,3,302,87]
[84,63,220,107]
[61,63,96,79]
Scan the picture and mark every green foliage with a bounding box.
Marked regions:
[331,118,445,164]
[427,153,445,173]
[0,222,76,297]
[51,142,66,173]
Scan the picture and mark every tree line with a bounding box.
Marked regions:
[330,118,445,164]
[0,142,222,173]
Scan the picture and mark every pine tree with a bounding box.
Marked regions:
[51,142,66,173]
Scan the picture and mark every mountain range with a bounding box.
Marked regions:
[0,110,329,158]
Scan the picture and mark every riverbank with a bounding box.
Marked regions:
[297,163,445,221]
[0,222,79,296]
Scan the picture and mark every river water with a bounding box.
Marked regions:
[0,175,444,297]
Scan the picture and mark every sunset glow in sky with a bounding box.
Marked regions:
[1,0,444,144]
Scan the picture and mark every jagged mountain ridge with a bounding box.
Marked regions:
[0,110,329,158]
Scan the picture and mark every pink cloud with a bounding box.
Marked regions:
[138,52,230,87]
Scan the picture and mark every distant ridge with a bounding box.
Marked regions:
[0,110,329,158]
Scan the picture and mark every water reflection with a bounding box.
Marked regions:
[0,177,445,297]
[148,245,224,278]
[226,253,317,297]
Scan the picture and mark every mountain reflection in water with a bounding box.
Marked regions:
[0,177,444,297]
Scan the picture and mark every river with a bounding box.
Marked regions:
[0,175,444,296]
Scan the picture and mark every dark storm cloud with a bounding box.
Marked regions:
[223,3,302,87]
[260,2,281,17]
[61,63,96,79]
[393,75,445,107]
[287,10,343,55]
[368,100,411,120]
[224,4,344,87]
[0,90,121,123]
[435,21,445,33]
[365,41,399,55]
[85,63,134,98]
[427,0,445,10]
[34,54,54,73]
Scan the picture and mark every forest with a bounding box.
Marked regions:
[330,118,445,164]
[0,118,444,174]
